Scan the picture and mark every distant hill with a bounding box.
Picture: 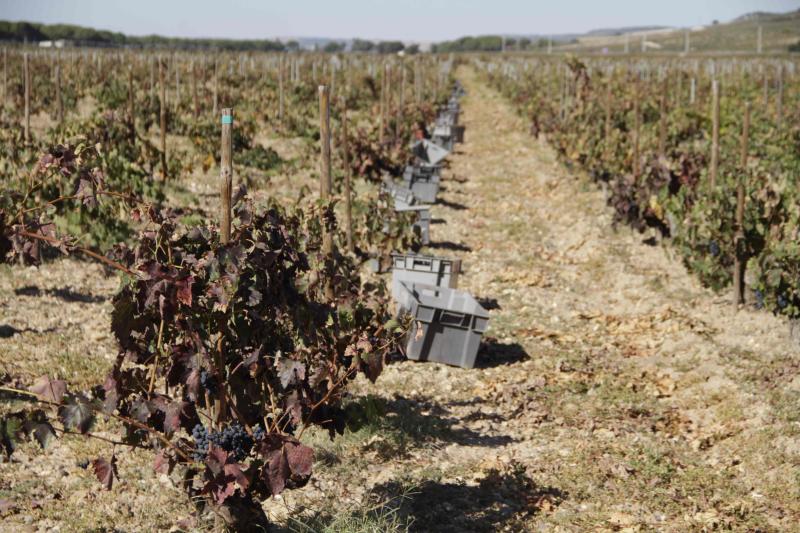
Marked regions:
[556,8,800,54]
[434,8,799,54]
[733,9,799,23]
[585,26,669,37]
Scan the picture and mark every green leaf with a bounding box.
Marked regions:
[26,421,56,449]
[0,417,23,456]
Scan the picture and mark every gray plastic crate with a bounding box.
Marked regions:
[403,165,441,180]
[397,281,490,369]
[402,166,441,204]
[432,128,454,152]
[411,139,449,167]
[390,253,461,303]
[395,204,431,245]
[381,179,418,209]
[436,112,457,127]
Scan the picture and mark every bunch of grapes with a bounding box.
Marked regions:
[252,424,266,441]
[192,423,210,461]
[192,423,255,461]
[708,241,720,257]
[208,423,254,461]
[755,289,765,309]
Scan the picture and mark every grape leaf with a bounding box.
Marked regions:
[263,447,290,496]
[284,441,313,479]
[25,420,56,449]
[29,375,67,404]
[58,395,95,433]
[275,357,305,389]
[0,416,22,457]
[224,463,250,491]
[153,450,174,475]
[92,455,117,490]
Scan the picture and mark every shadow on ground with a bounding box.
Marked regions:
[436,198,469,210]
[343,394,516,451]
[375,466,565,533]
[0,324,60,338]
[476,296,502,310]
[428,241,472,252]
[14,285,107,303]
[477,337,529,368]
[285,462,564,533]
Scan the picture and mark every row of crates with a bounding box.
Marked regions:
[389,83,491,369]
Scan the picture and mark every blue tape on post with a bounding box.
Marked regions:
[221,115,233,125]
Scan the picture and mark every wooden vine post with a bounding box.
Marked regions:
[220,108,233,244]
[174,57,181,112]
[55,62,64,126]
[632,80,640,180]
[318,85,335,301]
[776,65,783,129]
[396,62,405,140]
[278,55,285,124]
[2,48,6,104]
[214,107,233,432]
[603,76,612,161]
[23,52,30,144]
[149,56,155,98]
[733,102,750,307]
[379,62,387,144]
[658,77,667,158]
[386,63,394,143]
[330,58,336,97]
[709,79,720,189]
[159,57,168,180]
[191,59,199,118]
[212,59,219,115]
[340,98,354,253]
[415,58,421,104]
[127,64,135,142]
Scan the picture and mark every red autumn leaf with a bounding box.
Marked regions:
[285,441,314,479]
[153,450,173,475]
[163,401,186,436]
[206,476,237,505]
[92,455,117,490]
[206,445,228,476]
[175,276,194,306]
[29,376,67,404]
[224,463,250,491]
[264,448,290,496]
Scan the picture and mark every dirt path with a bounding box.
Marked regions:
[294,66,800,531]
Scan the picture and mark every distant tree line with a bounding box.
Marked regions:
[432,35,575,52]
[0,20,286,51]
[0,20,424,54]
[322,39,417,54]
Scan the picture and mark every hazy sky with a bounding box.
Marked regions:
[2,0,799,41]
